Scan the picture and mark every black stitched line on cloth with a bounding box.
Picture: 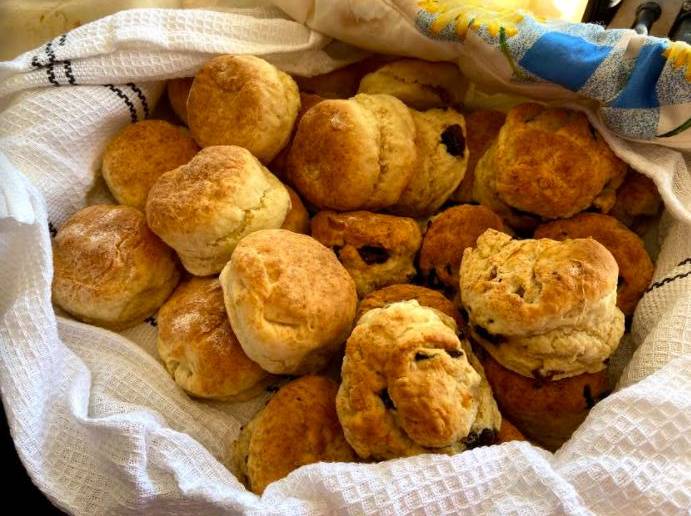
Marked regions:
[127,83,149,118]
[48,221,57,238]
[676,257,691,267]
[58,34,67,46]
[645,271,691,293]
[63,61,76,85]
[105,84,138,123]
[45,42,59,87]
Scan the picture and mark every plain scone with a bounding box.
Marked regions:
[230,375,355,494]
[460,229,625,380]
[187,55,300,163]
[157,278,271,400]
[220,229,357,375]
[101,119,198,210]
[146,146,290,276]
[358,59,467,110]
[287,93,417,211]
[337,300,500,460]
[52,205,179,330]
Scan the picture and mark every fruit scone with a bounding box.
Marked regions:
[337,300,501,460]
[460,229,625,450]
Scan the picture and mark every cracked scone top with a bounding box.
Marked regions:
[157,278,271,400]
[287,93,416,211]
[230,375,355,495]
[337,300,500,460]
[145,146,290,276]
[491,103,627,219]
[460,229,625,380]
[358,59,467,110]
[220,229,357,375]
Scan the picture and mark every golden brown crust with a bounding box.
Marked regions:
[460,230,625,379]
[187,55,300,163]
[311,210,422,296]
[610,171,662,233]
[337,301,500,460]
[419,205,505,291]
[294,56,388,98]
[231,375,356,494]
[493,104,627,219]
[52,204,179,330]
[534,213,654,316]
[452,110,506,203]
[157,278,271,400]
[357,284,463,328]
[287,94,416,211]
[166,77,193,124]
[480,351,609,450]
[269,93,324,180]
[220,229,357,375]
[281,185,310,234]
[390,108,468,217]
[472,141,540,233]
[146,146,290,276]
[101,120,198,210]
[358,59,467,110]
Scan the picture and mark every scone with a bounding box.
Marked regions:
[337,300,501,460]
[294,56,389,99]
[419,205,505,292]
[167,77,193,124]
[390,108,469,217]
[489,103,627,219]
[460,230,623,449]
[281,185,310,234]
[460,229,624,380]
[610,171,662,234]
[269,92,323,180]
[187,55,300,163]
[101,120,198,210]
[287,94,417,211]
[230,375,355,494]
[311,210,422,297]
[473,141,540,233]
[220,229,357,375]
[52,205,179,330]
[146,146,291,276]
[358,59,467,110]
[480,350,609,450]
[535,213,655,316]
[357,284,463,329]
[451,110,506,203]
[157,278,271,400]
[497,417,526,443]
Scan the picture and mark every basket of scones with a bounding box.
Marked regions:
[48,50,666,495]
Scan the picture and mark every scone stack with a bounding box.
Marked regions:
[50,53,660,492]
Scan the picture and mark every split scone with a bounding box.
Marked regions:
[230,375,355,494]
[337,300,501,460]
[460,229,625,449]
